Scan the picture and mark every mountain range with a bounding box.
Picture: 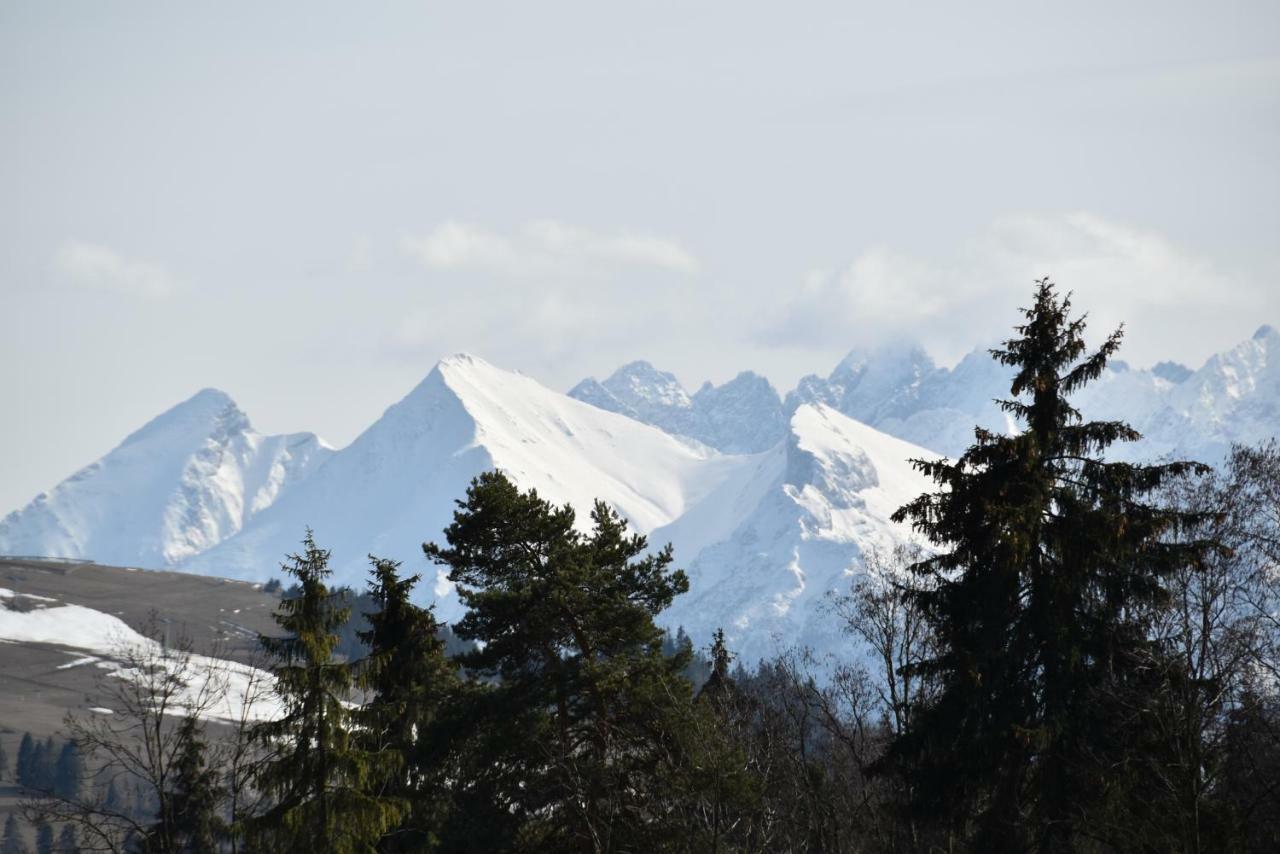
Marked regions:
[2,325,1276,661]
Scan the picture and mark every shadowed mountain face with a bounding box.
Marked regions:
[570,362,788,454]
[1,326,1276,661]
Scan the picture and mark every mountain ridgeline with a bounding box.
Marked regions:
[1,323,1277,662]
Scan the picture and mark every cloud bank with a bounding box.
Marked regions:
[758,212,1263,366]
[401,220,699,278]
[54,242,178,299]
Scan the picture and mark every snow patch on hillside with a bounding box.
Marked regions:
[0,589,278,722]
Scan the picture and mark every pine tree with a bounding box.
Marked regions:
[0,739,8,782]
[33,825,52,854]
[682,629,763,852]
[1,815,22,854]
[143,714,225,853]
[882,280,1218,851]
[26,738,54,793]
[424,472,698,851]
[55,826,76,854]
[354,557,457,852]
[16,733,34,788]
[52,743,83,801]
[248,531,405,852]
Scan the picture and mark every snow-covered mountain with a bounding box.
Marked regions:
[181,355,756,615]
[570,362,788,454]
[3,325,1275,661]
[657,404,934,662]
[0,389,332,568]
[574,326,1279,465]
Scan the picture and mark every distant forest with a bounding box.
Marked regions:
[17,282,1280,853]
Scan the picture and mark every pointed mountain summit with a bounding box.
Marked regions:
[182,355,755,617]
[0,388,332,567]
[656,403,937,662]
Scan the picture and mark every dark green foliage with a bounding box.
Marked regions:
[0,738,8,781]
[1,815,21,854]
[55,826,75,854]
[354,557,458,851]
[142,714,225,853]
[17,734,34,788]
[278,582,475,663]
[424,471,699,851]
[21,737,56,793]
[33,825,52,854]
[52,743,82,801]
[249,531,406,853]
[882,280,1220,850]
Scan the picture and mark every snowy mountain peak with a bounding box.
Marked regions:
[1253,324,1276,341]
[659,403,938,662]
[570,364,787,454]
[603,361,693,411]
[1151,361,1193,384]
[0,389,331,567]
[831,340,935,382]
[121,387,247,449]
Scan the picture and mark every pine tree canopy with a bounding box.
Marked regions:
[424,471,699,851]
[250,530,406,853]
[882,280,1224,851]
[354,556,457,852]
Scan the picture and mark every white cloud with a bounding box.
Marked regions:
[400,219,699,277]
[759,212,1264,367]
[53,241,178,299]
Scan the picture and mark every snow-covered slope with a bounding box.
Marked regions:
[0,389,332,568]
[656,404,936,663]
[0,586,278,722]
[181,355,757,620]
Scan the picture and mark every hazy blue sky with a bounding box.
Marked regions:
[3,1,1278,514]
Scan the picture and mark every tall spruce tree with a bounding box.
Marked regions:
[52,742,82,802]
[142,714,224,853]
[249,531,405,852]
[882,281,1218,851]
[423,472,698,852]
[1,815,21,854]
[33,825,52,854]
[354,557,457,852]
[16,734,34,789]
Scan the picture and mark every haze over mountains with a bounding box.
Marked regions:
[2,325,1276,660]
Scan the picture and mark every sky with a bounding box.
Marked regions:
[2,0,1278,514]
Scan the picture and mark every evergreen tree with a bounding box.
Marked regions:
[0,739,8,782]
[16,733,34,788]
[882,280,1217,851]
[680,629,764,852]
[424,472,698,851]
[249,531,405,852]
[104,779,124,815]
[143,714,225,853]
[26,738,54,793]
[54,827,75,854]
[354,557,457,852]
[1,815,22,854]
[33,825,51,854]
[52,743,83,802]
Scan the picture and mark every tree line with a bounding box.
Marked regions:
[22,281,1280,852]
